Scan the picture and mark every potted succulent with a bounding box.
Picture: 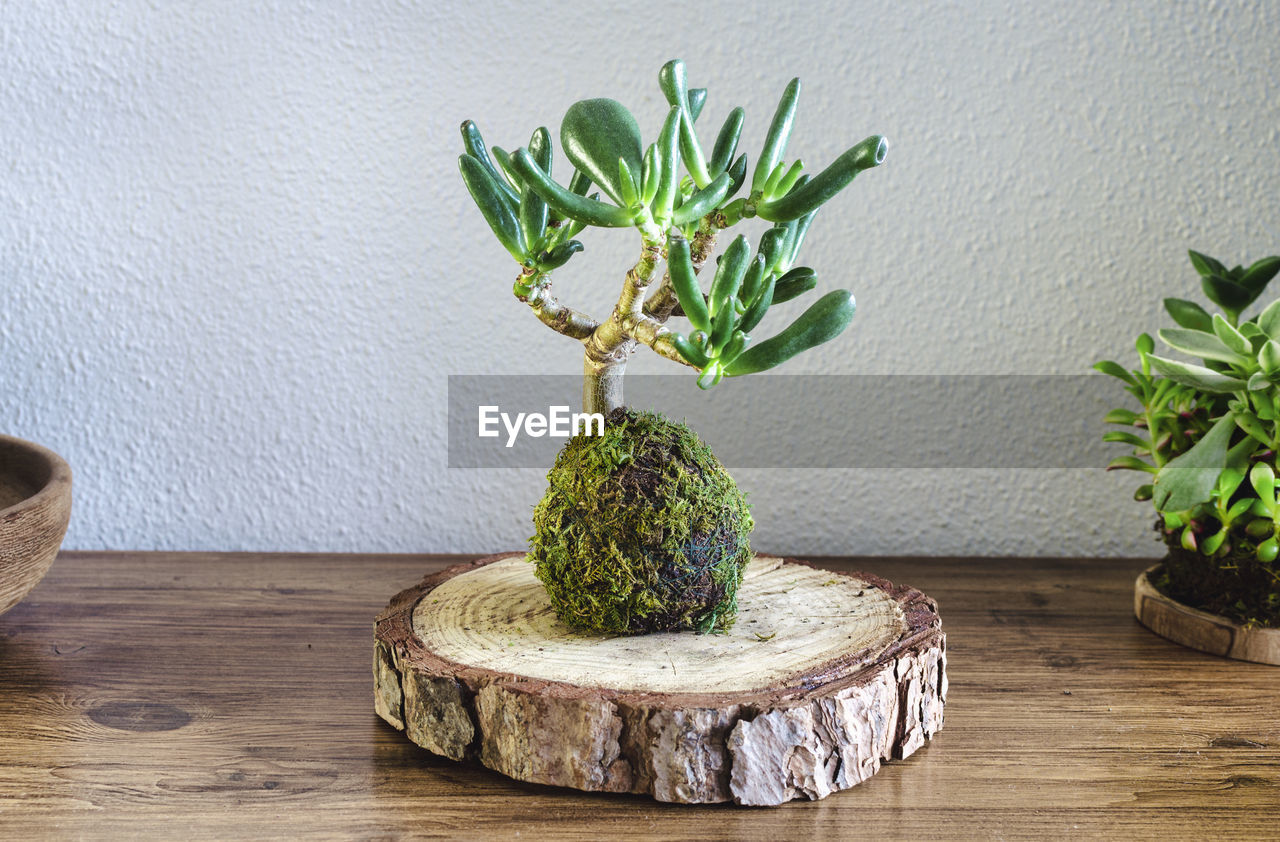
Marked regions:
[0,435,72,618]
[1098,249,1280,663]
[457,58,886,634]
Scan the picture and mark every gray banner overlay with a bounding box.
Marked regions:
[448,375,1120,469]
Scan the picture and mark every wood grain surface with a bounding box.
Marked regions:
[1,551,1278,840]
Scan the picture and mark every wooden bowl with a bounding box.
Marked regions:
[0,435,72,617]
[1135,564,1280,666]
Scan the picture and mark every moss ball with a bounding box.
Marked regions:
[529,407,753,634]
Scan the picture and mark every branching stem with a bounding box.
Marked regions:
[516,213,727,415]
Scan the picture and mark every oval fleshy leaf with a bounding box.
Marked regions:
[560,98,644,206]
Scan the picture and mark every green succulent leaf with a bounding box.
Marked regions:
[752,77,801,193]
[1157,328,1250,365]
[567,169,592,196]
[739,255,767,309]
[1147,355,1247,393]
[1201,529,1227,555]
[460,120,518,204]
[658,60,710,188]
[771,161,806,199]
[1261,339,1280,376]
[1189,250,1228,278]
[459,154,527,260]
[536,240,583,272]
[1217,466,1246,499]
[1102,431,1152,449]
[1246,517,1273,538]
[1201,275,1253,314]
[782,209,818,272]
[1235,411,1272,449]
[756,135,887,222]
[1212,314,1253,357]
[708,235,752,320]
[671,332,710,368]
[719,330,751,366]
[489,146,523,192]
[761,161,788,199]
[1135,333,1155,355]
[1226,498,1255,523]
[652,107,682,223]
[1250,461,1276,503]
[758,228,788,275]
[1248,371,1272,391]
[1257,298,1280,338]
[1107,455,1157,473]
[640,144,660,206]
[667,234,710,333]
[616,156,640,207]
[1241,321,1268,350]
[518,129,553,247]
[725,290,856,376]
[772,267,818,304]
[1093,360,1137,385]
[738,274,775,335]
[1163,298,1214,332]
[1104,408,1140,425]
[1152,412,1238,512]
[696,360,724,390]
[687,87,707,122]
[672,171,734,226]
[1240,256,1280,296]
[710,107,745,176]
[510,148,635,228]
[560,98,644,206]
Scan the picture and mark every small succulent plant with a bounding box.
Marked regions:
[457,60,889,633]
[458,59,886,414]
[1098,250,1280,624]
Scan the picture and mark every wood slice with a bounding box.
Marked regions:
[1135,563,1280,666]
[374,552,946,805]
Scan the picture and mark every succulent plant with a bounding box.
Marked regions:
[1098,250,1280,624]
[458,59,886,413]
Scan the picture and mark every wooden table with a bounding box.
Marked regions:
[1,552,1277,840]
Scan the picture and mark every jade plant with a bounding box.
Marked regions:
[458,60,886,634]
[458,58,885,415]
[1098,249,1280,625]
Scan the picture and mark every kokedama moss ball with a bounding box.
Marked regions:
[529,407,753,635]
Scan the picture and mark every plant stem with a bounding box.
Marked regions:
[580,219,665,413]
[583,356,626,415]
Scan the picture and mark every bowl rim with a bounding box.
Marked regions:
[0,434,73,519]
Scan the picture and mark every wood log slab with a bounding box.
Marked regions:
[1135,564,1280,666]
[374,552,946,805]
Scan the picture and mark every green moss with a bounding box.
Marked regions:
[528,407,753,634]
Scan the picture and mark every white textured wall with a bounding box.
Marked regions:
[2,1,1278,555]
